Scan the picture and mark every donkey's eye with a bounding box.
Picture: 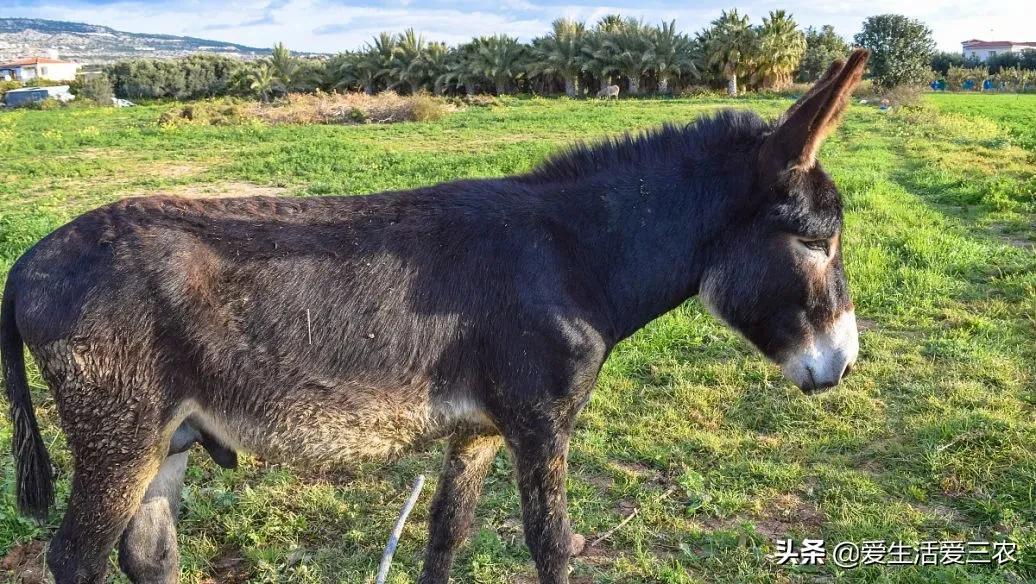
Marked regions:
[800,239,830,254]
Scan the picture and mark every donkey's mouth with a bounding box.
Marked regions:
[801,366,839,395]
[780,311,859,394]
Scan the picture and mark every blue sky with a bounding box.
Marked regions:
[0,0,1029,52]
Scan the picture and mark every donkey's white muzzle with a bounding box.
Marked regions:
[780,310,859,394]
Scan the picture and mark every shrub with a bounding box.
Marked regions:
[797,25,849,82]
[106,55,247,100]
[409,94,446,121]
[157,100,246,127]
[0,79,23,101]
[78,74,114,105]
[451,94,499,108]
[880,84,925,108]
[32,98,63,111]
[678,85,725,98]
[994,67,1035,92]
[946,66,988,91]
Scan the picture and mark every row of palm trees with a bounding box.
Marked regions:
[252,11,817,98]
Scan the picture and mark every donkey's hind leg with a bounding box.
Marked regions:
[41,364,167,584]
[418,431,503,584]
[46,444,162,584]
[119,451,188,584]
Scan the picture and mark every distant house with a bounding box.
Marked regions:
[0,57,81,82]
[3,85,75,107]
[961,39,1036,61]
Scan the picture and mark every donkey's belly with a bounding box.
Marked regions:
[181,382,487,467]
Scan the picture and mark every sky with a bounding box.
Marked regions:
[0,0,1031,53]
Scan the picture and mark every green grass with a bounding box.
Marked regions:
[1,95,1033,583]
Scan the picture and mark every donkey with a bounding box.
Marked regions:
[597,84,620,99]
[2,50,866,584]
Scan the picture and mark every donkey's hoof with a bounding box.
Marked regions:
[570,533,586,555]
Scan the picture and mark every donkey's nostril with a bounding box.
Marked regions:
[841,361,854,380]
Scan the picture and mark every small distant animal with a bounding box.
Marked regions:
[597,84,620,99]
[3,50,869,584]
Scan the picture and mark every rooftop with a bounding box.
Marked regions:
[961,39,1036,49]
[5,85,71,93]
[0,57,75,68]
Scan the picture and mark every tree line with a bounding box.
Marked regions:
[96,12,963,102]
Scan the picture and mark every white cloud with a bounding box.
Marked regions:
[3,0,1032,52]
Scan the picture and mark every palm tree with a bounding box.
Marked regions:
[529,18,587,97]
[471,35,527,95]
[704,9,754,96]
[436,42,484,95]
[650,21,699,94]
[603,18,653,95]
[356,32,398,94]
[416,42,450,94]
[326,51,359,91]
[388,28,427,93]
[270,42,299,93]
[248,63,277,102]
[753,10,806,90]
[581,15,627,92]
[596,14,626,34]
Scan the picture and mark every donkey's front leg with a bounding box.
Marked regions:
[419,430,503,584]
[511,430,573,584]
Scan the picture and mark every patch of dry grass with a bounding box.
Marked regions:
[156,92,457,128]
[249,91,456,125]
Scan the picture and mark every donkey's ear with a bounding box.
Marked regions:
[762,49,869,172]
[779,58,845,123]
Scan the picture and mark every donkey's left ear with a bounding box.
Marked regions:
[761,49,869,173]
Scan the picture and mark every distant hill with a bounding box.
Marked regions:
[0,18,275,64]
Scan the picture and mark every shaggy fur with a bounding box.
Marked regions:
[2,51,867,584]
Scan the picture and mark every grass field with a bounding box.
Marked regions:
[0,93,1034,583]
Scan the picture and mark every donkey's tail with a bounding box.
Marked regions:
[1,276,53,521]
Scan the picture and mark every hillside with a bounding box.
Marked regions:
[0,18,271,63]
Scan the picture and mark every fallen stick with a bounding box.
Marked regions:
[375,474,426,584]
[589,507,640,548]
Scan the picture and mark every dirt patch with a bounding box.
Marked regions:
[700,493,826,542]
[990,224,1035,249]
[577,543,622,566]
[767,494,826,527]
[914,502,966,526]
[615,499,637,515]
[607,460,668,487]
[583,473,614,492]
[0,540,47,584]
[156,163,203,179]
[752,493,827,540]
[610,460,654,475]
[149,181,290,199]
[857,317,880,332]
[200,548,251,584]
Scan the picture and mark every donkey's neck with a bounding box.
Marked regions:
[545,160,750,343]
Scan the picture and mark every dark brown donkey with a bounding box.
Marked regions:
[2,50,866,584]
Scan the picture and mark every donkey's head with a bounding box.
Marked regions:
[700,50,868,394]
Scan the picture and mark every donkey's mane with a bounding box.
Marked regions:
[520,108,771,184]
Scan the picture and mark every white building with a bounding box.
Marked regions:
[961,39,1036,62]
[0,57,81,82]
